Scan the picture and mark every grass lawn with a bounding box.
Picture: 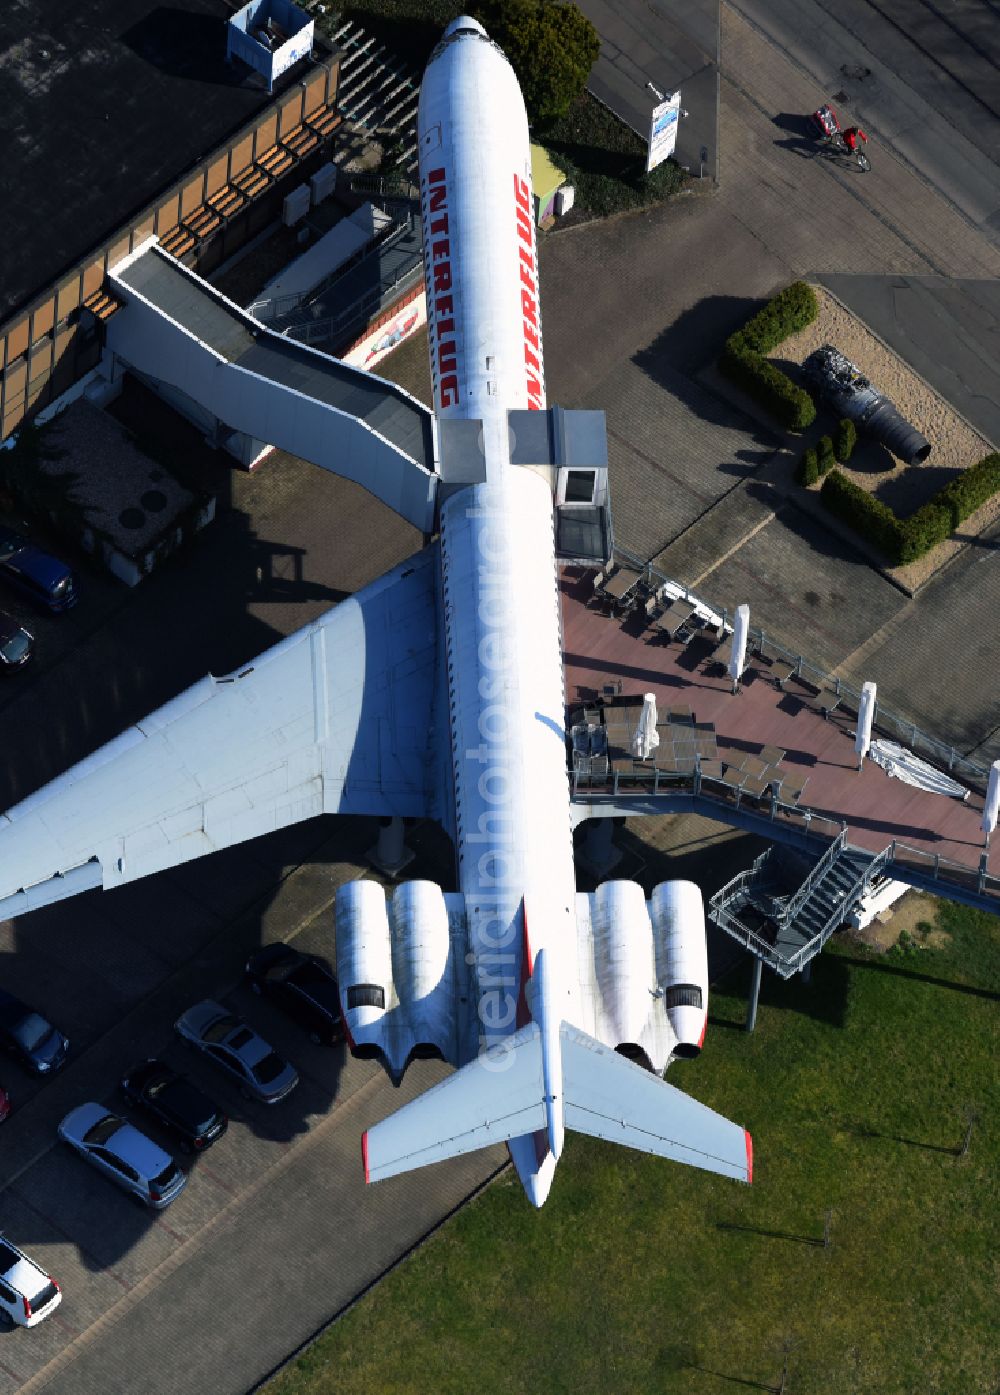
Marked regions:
[267,900,998,1395]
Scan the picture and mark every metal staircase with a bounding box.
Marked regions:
[709,836,893,978]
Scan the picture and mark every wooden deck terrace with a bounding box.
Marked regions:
[559,568,1000,910]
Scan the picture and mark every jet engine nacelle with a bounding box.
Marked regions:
[649,880,709,1058]
[335,879,461,1080]
[591,879,655,1047]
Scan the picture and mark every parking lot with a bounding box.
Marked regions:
[0,424,503,1394]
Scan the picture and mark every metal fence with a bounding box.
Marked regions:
[610,544,991,795]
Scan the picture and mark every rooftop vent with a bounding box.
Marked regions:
[227,0,314,93]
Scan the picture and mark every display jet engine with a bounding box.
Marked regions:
[0,19,750,1207]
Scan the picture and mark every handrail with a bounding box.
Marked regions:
[782,829,847,924]
[609,544,989,794]
[570,765,1000,910]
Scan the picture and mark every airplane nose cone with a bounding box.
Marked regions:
[444,14,486,37]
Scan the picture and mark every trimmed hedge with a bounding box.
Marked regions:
[835,417,857,463]
[797,447,819,486]
[719,281,818,432]
[817,435,836,476]
[820,459,1000,566]
[934,451,1000,528]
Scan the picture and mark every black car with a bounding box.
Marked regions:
[0,611,33,672]
[0,526,76,614]
[245,944,343,1045]
[0,991,69,1075]
[121,1059,227,1153]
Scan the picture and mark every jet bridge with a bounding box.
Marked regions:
[105,239,439,533]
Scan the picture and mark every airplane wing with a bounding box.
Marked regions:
[0,547,447,919]
[363,1025,546,1183]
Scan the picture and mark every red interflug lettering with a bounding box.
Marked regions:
[423,167,460,409]
[513,173,543,409]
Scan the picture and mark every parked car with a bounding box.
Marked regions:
[57,1103,187,1209]
[175,1000,298,1104]
[0,1084,9,1122]
[0,1236,61,1327]
[0,990,69,1075]
[0,611,33,672]
[245,943,343,1045]
[0,526,76,614]
[121,1059,227,1153]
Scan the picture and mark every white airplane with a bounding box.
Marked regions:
[0,18,751,1207]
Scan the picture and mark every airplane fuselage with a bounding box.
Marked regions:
[418,18,579,1202]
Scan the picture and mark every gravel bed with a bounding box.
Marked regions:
[776,284,997,592]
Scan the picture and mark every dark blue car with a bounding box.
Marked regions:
[0,526,76,614]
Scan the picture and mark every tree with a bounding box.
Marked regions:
[476,0,600,126]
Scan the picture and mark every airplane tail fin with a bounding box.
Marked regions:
[561,1022,752,1183]
[363,1023,545,1184]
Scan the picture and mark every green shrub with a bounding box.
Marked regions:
[478,0,600,125]
[934,452,1000,528]
[817,435,836,475]
[719,345,816,430]
[797,447,819,485]
[719,282,818,432]
[896,503,952,562]
[834,417,857,463]
[818,450,1000,566]
[821,470,901,561]
[735,281,819,355]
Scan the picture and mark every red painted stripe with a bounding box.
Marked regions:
[362,1130,370,1184]
[515,899,534,1028]
[744,1130,753,1184]
[697,1015,707,1050]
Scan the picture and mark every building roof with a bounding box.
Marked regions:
[0,0,332,327]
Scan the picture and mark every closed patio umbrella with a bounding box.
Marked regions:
[728,604,749,693]
[982,760,1000,845]
[631,693,660,760]
[855,681,876,770]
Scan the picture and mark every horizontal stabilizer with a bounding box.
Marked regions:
[561,1023,751,1183]
[363,1024,545,1183]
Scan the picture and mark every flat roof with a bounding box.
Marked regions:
[0,0,333,327]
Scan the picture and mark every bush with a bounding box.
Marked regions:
[835,417,857,463]
[797,447,819,485]
[821,450,1000,567]
[934,451,1000,528]
[479,0,600,125]
[719,282,818,432]
[821,470,901,561]
[817,435,836,475]
[896,503,952,562]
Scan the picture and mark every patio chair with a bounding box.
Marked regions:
[770,659,797,689]
[808,686,841,719]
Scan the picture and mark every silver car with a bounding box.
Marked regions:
[174,1000,299,1104]
[57,1103,187,1209]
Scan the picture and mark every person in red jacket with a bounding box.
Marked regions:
[843,126,868,152]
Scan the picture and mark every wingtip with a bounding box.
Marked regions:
[362,1130,371,1184]
[744,1129,753,1184]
